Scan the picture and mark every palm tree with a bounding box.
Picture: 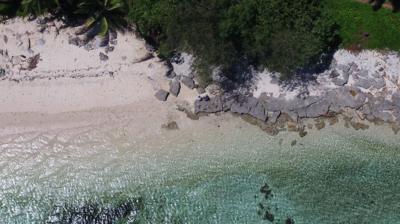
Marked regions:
[74,0,128,42]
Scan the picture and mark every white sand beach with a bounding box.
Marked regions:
[0,18,199,137]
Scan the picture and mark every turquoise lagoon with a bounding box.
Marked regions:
[0,117,399,223]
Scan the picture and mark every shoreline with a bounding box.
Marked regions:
[1,17,400,138]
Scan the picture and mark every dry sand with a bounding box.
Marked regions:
[0,18,198,137]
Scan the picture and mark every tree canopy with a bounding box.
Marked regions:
[129,0,338,81]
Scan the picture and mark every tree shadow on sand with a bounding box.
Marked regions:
[218,43,339,99]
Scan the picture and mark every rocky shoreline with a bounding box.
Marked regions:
[2,17,400,136]
[158,50,400,136]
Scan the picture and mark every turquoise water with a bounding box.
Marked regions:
[0,118,399,223]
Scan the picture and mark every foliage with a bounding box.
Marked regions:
[325,0,400,51]
[74,0,128,36]
[129,0,337,80]
[5,0,399,83]
[0,1,20,16]
[17,0,57,16]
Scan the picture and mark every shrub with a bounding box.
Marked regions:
[129,0,338,81]
[17,0,57,16]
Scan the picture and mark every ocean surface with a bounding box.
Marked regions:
[0,117,399,223]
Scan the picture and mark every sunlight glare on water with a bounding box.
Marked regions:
[0,120,400,223]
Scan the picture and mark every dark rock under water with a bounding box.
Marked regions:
[46,197,142,224]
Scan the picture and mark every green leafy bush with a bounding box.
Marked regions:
[129,0,338,81]
[0,1,20,16]
[17,0,57,16]
[2,0,338,83]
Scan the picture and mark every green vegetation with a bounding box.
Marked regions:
[129,0,337,80]
[18,0,57,16]
[74,0,128,37]
[1,0,399,83]
[326,0,400,51]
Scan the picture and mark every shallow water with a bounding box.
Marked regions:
[0,118,400,223]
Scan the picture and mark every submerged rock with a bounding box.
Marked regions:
[260,183,272,199]
[46,198,141,224]
[263,210,275,222]
[286,217,295,224]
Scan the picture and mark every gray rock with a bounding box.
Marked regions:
[349,62,359,73]
[373,110,394,122]
[68,37,80,46]
[230,102,250,114]
[222,98,235,112]
[0,68,5,78]
[393,110,400,122]
[196,87,206,94]
[99,52,109,61]
[296,107,307,118]
[3,35,8,44]
[359,104,373,116]
[358,69,369,78]
[194,96,223,113]
[392,93,400,107]
[355,78,374,89]
[373,78,386,89]
[105,46,115,53]
[269,111,281,124]
[181,76,196,89]
[371,72,381,78]
[38,26,46,33]
[155,90,169,101]
[109,30,118,45]
[36,38,45,46]
[330,87,367,110]
[372,99,396,111]
[306,100,330,118]
[230,97,258,114]
[332,71,350,86]
[84,42,95,51]
[260,96,286,112]
[166,69,176,79]
[285,96,320,111]
[169,79,181,97]
[332,76,348,86]
[249,102,268,121]
[329,70,340,78]
[337,64,350,73]
[286,111,298,122]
